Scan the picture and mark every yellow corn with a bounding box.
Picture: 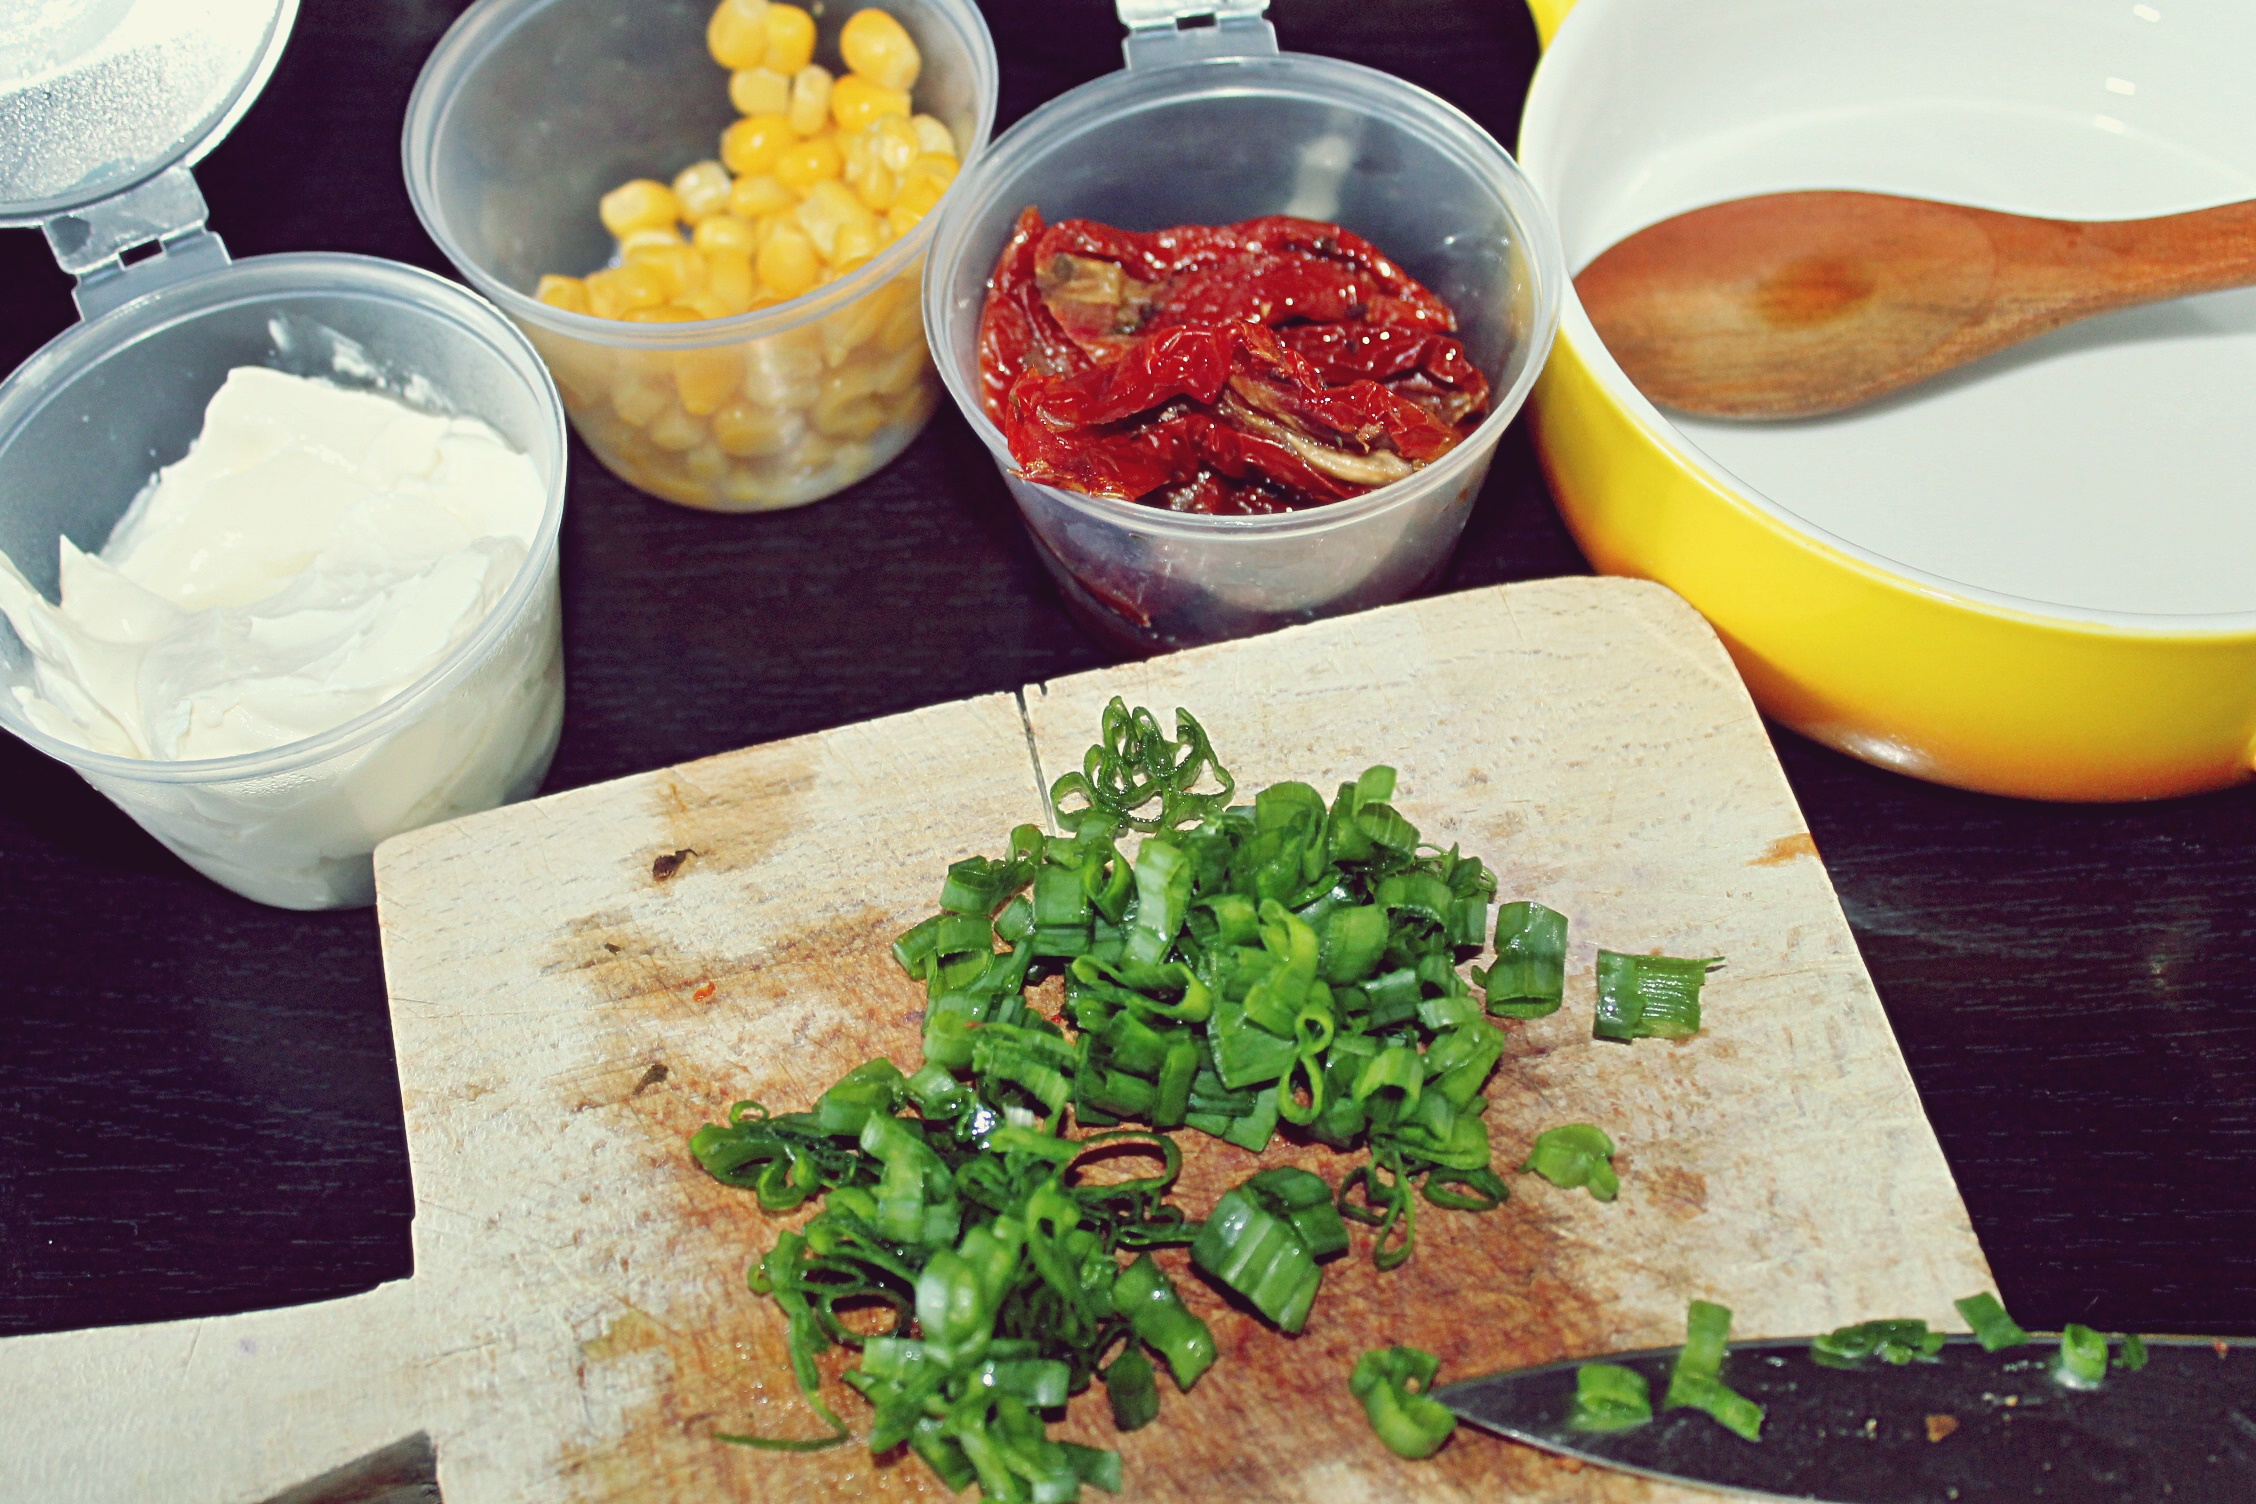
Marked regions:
[623,240,708,299]
[832,217,883,271]
[787,64,834,136]
[535,274,591,314]
[674,345,742,414]
[830,72,911,134]
[729,172,797,219]
[707,0,772,69]
[761,4,817,75]
[711,399,801,457]
[851,162,897,212]
[676,292,735,320]
[870,114,921,175]
[598,178,680,237]
[720,113,793,176]
[758,223,820,298]
[625,304,701,324]
[794,179,877,262]
[910,113,956,159]
[693,213,757,254]
[648,403,708,451]
[611,371,670,424]
[839,8,921,92]
[705,245,756,311]
[584,262,670,319]
[772,134,843,191]
[685,442,730,483]
[671,160,735,224]
[727,66,792,118]
[893,152,957,217]
[618,224,685,256]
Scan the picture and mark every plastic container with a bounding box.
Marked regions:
[0,1,569,909]
[404,0,998,513]
[923,0,1563,652]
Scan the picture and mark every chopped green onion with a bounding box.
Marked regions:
[1567,1363,1652,1433]
[1810,1319,1946,1369]
[1594,951,1720,1043]
[1665,1301,1764,1441]
[1349,1346,1457,1459]
[1102,1347,1160,1431]
[1112,1253,1216,1390]
[1482,901,1568,1018]
[2052,1324,2109,1391]
[1954,1291,2029,1351]
[1520,1124,1619,1202]
[1192,1180,1327,1333]
[2116,1333,2149,1371]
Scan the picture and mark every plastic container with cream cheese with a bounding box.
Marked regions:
[0,1,569,909]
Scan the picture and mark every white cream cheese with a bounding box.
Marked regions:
[0,365,547,763]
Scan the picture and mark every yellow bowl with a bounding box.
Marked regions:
[1520,0,2256,800]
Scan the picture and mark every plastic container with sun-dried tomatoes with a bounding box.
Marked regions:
[922,0,1562,652]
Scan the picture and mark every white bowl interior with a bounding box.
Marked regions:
[1523,0,2256,622]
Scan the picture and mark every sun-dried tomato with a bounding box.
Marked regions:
[977,209,1493,516]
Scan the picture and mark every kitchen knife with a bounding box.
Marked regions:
[1435,1334,2256,1502]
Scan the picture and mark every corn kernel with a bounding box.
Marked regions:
[878,278,925,351]
[870,114,920,175]
[729,173,797,219]
[893,152,957,217]
[793,180,876,263]
[626,305,701,323]
[812,388,887,440]
[674,345,742,414]
[762,4,817,74]
[693,214,757,255]
[834,216,884,270]
[619,224,685,257]
[704,245,756,311]
[623,241,708,299]
[728,67,792,118]
[585,262,670,319]
[885,203,922,238]
[720,466,773,507]
[772,135,843,191]
[599,178,680,238]
[848,164,895,212]
[672,160,734,224]
[722,114,793,178]
[830,73,912,134]
[535,274,591,314]
[707,0,772,69]
[686,442,730,483]
[910,113,956,159]
[787,64,834,136]
[647,403,708,451]
[840,8,921,92]
[744,339,823,406]
[711,399,802,457]
[612,371,671,425]
[678,292,735,320]
[875,342,930,397]
[757,223,820,298]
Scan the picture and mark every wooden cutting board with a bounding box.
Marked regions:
[0,578,1991,1504]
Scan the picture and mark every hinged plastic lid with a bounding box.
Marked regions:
[1117,0,1276,68]
[0,0,296,314]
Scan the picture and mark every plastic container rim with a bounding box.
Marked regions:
[921,47,1566,542]
[1522,0,2256,638]
[401,0,1001,351]
[0,251,570,785]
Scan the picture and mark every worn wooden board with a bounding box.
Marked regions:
[0,579,1991,1504]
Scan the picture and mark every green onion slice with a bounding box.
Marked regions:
[1953,1291,2029,1352]
[1482,901,1568,1018]
[1349,1346,1457,1460]
[1665,1300,1764,1442]
[1594,951,1720,1043]
[1567,1362,1653,1433]
[1520,1124,1619,1202]
[2052,1324,2109,1391]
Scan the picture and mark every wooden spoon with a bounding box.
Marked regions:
[1575,190,2256,419]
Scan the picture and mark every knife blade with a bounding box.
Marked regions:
[1434,1335,2256,1502]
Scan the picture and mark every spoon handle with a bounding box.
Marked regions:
[2054,199,2256,309]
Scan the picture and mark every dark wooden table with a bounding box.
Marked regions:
[4,0,2252,1350]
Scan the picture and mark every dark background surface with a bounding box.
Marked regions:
[3,0,2252,1346]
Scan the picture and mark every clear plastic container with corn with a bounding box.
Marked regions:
[405,0,998,511]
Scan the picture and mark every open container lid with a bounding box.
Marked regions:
[0,0,297,314]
